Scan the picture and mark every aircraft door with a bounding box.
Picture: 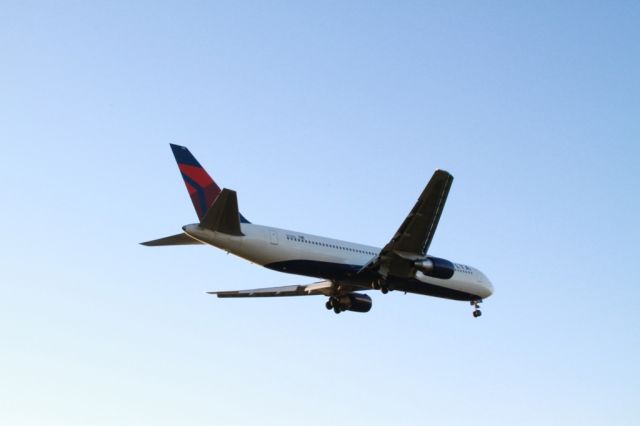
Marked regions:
[269,230,279,245]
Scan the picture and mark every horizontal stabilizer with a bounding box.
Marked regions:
[200,188,244,236]
[140,233,202,246]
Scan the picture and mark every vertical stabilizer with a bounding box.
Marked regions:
[169,144,250,223]
[170,144,221,221]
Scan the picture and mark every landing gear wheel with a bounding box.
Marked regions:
[471,299,483,318]
[325,300,333,310]
[333,306,341,314]
[373,278,387,292]
[381,287,389,294]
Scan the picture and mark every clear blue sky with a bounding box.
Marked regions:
[1,1,639,425]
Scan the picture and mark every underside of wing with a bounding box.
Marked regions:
[208,281,334,298]
[208,280,374,313]
[207,280,370,298]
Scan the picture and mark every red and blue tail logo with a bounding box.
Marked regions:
[170,144,220,220]
[170,144,250,223]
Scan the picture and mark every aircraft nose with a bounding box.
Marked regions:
[473,268,494,299]
[481,279,494,299]
[486,280,494,295]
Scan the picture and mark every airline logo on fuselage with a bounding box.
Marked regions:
[454,263,473,275]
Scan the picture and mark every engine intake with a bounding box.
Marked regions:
[413,256,455,279]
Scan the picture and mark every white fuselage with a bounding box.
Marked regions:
[183,223,494,301]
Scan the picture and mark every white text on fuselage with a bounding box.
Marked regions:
[454,263,473,274]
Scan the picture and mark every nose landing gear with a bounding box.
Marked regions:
[471,299,482,318]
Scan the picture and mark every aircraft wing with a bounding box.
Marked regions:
[208,280,369,298]
[359,170,453,278]
[208,281,333,297]
[382,169,453,257]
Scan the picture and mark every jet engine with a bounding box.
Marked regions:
[413,256,455,279]
[327,293,372,313]
[343,293,373,312]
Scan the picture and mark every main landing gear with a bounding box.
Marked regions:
[325,297,342,314]
[372,278,389,294]
[471,299,482,318]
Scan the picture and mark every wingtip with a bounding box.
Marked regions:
[434,169,454,180]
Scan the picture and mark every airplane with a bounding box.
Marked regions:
[142,144,494,317]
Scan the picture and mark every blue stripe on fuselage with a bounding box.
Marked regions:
[263,259,482,301]
[264,259,365,281]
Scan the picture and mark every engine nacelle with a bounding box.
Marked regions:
[338,293,372,313]
[413,256,455,279]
